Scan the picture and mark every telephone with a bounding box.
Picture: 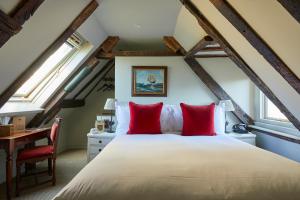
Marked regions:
[232,123,248,134]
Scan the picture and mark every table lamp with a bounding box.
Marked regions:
[219,100,235,133]
[104,98,115,133]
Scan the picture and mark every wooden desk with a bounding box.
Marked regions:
[0,128,51,200]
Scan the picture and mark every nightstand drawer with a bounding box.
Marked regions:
[87,132,117,162]
[89,137,112,146]
[89,145,105,154]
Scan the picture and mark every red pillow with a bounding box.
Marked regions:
[127,102,163,134]
[180,103,215,136]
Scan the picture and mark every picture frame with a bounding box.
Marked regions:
[132,66,168,97]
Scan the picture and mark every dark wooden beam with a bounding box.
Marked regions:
[83,63,115,100]
[0,0,98,109]
[277,0,300,23]
[61,99,85,108]
[73,59,114,99]
[0,0,45,47]
[185,57,253,124]
[11,0,44,25]
[99,36,120,53]
[180,0,300,130]
[194,54,228,58]
[200,46,223,52]
[185,35,215,58]
[210,0,300,94]
[163,36,186,55]
[165,36,252,124]
[97,50,182,59]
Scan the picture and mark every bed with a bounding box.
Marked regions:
[53,133,300,200]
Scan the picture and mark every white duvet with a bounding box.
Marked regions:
[54,134,300,200]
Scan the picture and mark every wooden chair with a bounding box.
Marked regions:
[16,117,62,196]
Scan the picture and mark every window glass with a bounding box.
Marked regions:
[264,97,288,122]
[14,43,74,97]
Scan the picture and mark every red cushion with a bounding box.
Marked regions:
[17,145,54,161]
[127,102,163,134]
[180,103,216,136]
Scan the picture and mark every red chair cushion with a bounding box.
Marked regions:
[127,102,163,134]
[17,145,54,161]
[180,103,216,136]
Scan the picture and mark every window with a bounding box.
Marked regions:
[263,96,288,122]
[255,89,299,136]
[12,33,84,101]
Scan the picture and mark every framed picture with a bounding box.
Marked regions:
[132,66,167,97]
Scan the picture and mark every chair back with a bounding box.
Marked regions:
[50,117,62,155]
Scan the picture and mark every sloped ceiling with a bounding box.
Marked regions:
[0,0,91,95]
[94,0,182,50]
[181,0,300,121]
[0,0,20,13]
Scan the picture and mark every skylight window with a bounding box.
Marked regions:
[12,33,84,101]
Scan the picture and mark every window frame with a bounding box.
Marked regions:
[254,88,299,136]
[11,33,84,101]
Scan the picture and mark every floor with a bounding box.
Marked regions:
[0,150,87,200]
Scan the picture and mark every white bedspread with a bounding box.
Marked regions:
[54,134,300,200]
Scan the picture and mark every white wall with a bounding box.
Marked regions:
[115,57,217,105]
[198,58,255,117]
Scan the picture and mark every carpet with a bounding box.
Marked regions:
[0,149,87,200]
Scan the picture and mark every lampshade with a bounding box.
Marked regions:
[104,98,116,110]
[219,100,235,112]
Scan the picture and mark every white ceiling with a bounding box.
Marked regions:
[95,0,182,50]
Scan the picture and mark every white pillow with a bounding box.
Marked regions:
[115,101,130,135]
[115,102,225,135]
[214,105,225,134]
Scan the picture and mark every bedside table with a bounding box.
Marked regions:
[227,132,256,146]
[87,131,116,162]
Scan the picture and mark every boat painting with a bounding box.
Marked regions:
[132,66,167,97]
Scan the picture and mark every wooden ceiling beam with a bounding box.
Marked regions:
[185,57,253,124]
[97,50,181,58]
[0,0,45,47]
[210,0,300,94]
[185,35,215,58]
[0,0,98,109]
[167,36,253,124]
[163,36,186,55]
[180,0,300,130]
[200,46,223,52]
[99,36,120,53]
[194,54,228,58]
[277,0,300,23]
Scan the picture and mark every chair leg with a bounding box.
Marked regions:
[16,162,21,197]
[48,158,52,176]
[52,158,56,186]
